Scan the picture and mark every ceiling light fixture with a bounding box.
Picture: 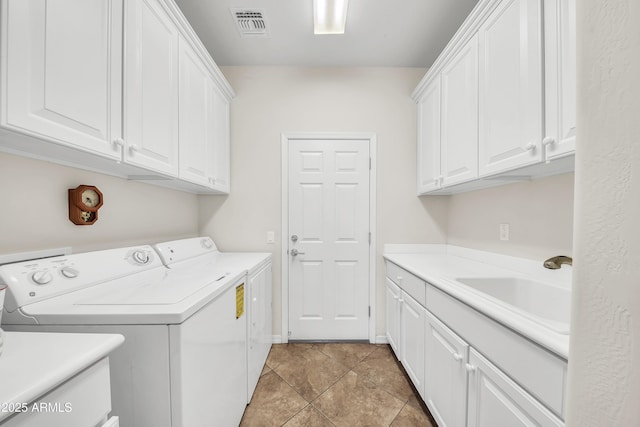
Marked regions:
[313,0,349,35]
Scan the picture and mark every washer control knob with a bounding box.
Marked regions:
[60,266,79,279]
[132,250,150,265]
[31,270,53,285]
[202,239,213,249]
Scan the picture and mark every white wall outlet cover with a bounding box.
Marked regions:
[499,223,510,241]
[266,231,275,244]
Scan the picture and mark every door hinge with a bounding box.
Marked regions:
[368,232,371,245]
[369,157,372,170]
[368,306,371,317]
[288,331,292,337]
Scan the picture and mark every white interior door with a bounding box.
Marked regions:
[287,139,370,340]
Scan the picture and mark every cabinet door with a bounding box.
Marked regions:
[425,310,469,427]
[178,37,215,186]
[478,0,543,176]
[441,34,479,187]
[417,78,441,194]
[543,0,576,160]
[400,291,426,398]
[467,348,563,427]
[385,278,402,357]
[124,0,179,175]
[2,0,122,159]
[210,87,231,193]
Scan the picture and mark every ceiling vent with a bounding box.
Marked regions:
[231,9,269,37]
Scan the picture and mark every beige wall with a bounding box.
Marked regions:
[199,66,449,339]
[446,173,575,261]
[566,0,640,424]
[0,152,199,255]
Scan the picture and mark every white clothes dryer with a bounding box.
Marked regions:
[0,245,248,427]
[154,237,272,402]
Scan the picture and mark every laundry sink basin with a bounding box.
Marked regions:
[455,277,570,334]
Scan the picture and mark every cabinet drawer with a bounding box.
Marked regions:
[426,283,567,418]
[5,358,112,427]
[385,261,426,306]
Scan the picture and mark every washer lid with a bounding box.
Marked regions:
[73,270,228,305]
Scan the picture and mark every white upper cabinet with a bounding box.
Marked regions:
[124,0,180,176]
[441,34,479,186]
[1,0,234,194]
[543,0,576,160]
[478,0,543,176]
[178,36,215,187]
[210,86,231,193]
[413,0,574,195]
[1,0,123,159]
[417,78,442,194]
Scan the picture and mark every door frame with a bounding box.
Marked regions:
[281,132,377,344]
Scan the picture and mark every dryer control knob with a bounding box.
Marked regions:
[132,250,150,265]
[31,271,53,285]
[60,266,79,278]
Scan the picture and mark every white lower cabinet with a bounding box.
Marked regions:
[400,291,426,399]
[424,310,468,427]
[385,261,566,427]
[385,278,402,356]
[467,349,563,427]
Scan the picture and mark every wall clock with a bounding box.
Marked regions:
[68,185,103,225]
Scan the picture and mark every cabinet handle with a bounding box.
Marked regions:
[523,142,536,152]
[542,137,556,146]
[452,353,463,362]
[129,144,139,154]
[465,363,477,373]
[397,276,403,283]
[112,138,124,149]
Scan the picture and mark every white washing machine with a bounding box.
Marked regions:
[0,245,248,427]
[154,237,272,402]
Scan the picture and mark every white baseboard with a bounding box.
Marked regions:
[375,335,389,344]
[271,335,386,345]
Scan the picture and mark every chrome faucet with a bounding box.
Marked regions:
[543,255,573,269]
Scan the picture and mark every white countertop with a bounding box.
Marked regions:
[0,331,124,421]
[383,245,571,359]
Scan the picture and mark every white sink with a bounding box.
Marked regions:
[455,277,570,334]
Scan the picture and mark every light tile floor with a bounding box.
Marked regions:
[241,343,436,427]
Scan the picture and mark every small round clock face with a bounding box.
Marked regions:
[81,189,100,208]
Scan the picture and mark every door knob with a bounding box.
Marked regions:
[290,248,305,256]
[291,235,298,242]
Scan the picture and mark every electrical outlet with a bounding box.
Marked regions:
[266,231,275,244]
[499,223,510,241]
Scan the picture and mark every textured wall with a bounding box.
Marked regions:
[199,66,449,340]
[566,0,640,425]
[0,152,199,255]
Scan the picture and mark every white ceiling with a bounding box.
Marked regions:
[173,0,480,67]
